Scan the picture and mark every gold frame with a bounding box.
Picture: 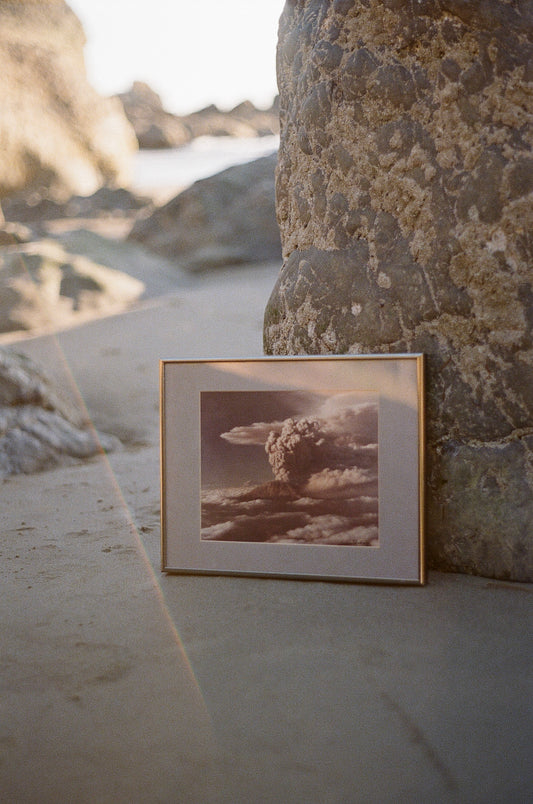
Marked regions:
[160,355,425,584]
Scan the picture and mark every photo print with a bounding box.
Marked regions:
[200,390,379,546]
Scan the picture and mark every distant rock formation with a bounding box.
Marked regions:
[0,349,119,476]
[117,81,280,149]
[0,0,137,200]
[116,82,192,149]
[129,152,281,271]
[264,0,533,581]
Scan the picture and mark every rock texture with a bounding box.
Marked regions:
[0,0,137,200]
[264,0,533,580]
[0,349,118,476]
[129,153,281,271]
[117,82,280,148]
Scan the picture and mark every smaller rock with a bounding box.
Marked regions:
[2,186,152,224]
[0,349,119,477]
[64,187,153,217]
[0,222,34,246]
[1,194,67,224]
[128,153,281,271]
[0,349,78,418]
[0,239,144,334]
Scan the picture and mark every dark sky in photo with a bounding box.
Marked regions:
[200,390,324,487]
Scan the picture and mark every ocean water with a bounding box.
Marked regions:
[131,134,279,194]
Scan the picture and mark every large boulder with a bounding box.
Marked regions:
[264,0,533,581]
[0,0,137,200]
[129,153,282,271]
[0,349,118,476]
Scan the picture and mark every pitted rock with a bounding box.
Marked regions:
[264,0,533,581]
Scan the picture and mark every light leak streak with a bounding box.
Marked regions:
[1,248,217,743]
[52,338,215,732]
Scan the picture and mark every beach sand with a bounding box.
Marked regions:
[1,236,531,801]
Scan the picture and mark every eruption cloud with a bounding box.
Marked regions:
[203,393,379,545]
[265,417,325,486]
[263,403,378,493]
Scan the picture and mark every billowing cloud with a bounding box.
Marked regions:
[303,465,375,498]
[278,515,378,546]
[202,488,244,505]
[220,420,284,445]
[219,398,378,487]
[201,519,237,540]
[263,402,378,489]
[201,483,379,545]
[319,400,378,447]
[201,509,309,542]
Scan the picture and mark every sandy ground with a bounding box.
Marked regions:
[1,242,532,801]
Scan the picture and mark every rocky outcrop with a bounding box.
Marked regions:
[117,82,280,148]
[180,99,280,140]
[129,153,281,271]
[264,0,533,581]
[116,82,192,149]
[0,0,137,200]
[0,239,144,334]
[0,349,118,476]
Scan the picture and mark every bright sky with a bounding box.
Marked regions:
[68,0,284,115]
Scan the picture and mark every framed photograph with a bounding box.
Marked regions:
[160,355,425,584]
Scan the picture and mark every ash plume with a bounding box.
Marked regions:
[264,403,378,491]
[265,417,325,486]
